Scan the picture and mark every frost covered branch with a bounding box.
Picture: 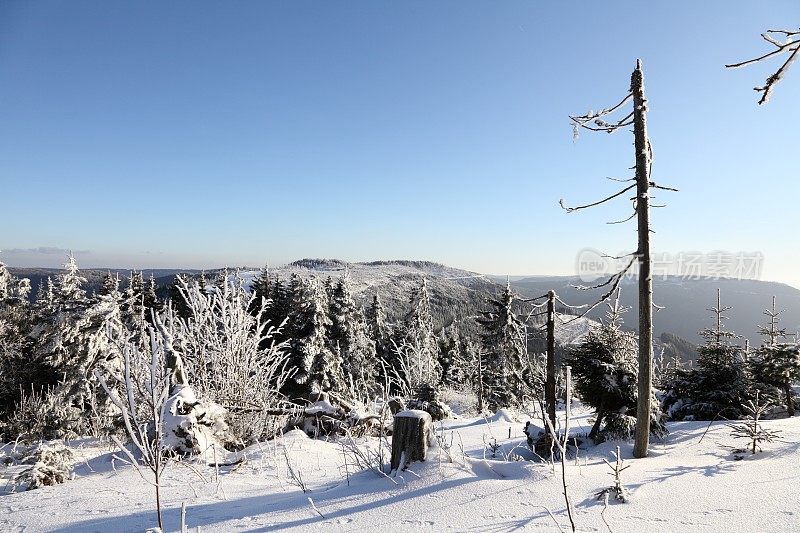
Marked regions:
[726,28,800,104]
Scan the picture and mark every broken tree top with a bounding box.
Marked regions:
[395,409,432,420]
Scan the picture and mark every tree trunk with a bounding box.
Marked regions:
[589,410,606,441]
[391,410,432,472]
[632,59,654,459]
[546,290,557,431]
[785,379,795,417]
[477,352,484,412]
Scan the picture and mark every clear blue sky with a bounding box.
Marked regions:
[1,1,798,287]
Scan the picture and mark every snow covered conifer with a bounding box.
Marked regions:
[397,278,439,386]
[663,290,752,421]
[329,273,377,398]
[365,292,393,385]
[31,256,125,435]
[567,293,665,441]
[143,274,161,317]
[750,343,800,416]
[99,271,118,296]
[475,282,527,410]
[437,324,463,386]
[285,276,346,398]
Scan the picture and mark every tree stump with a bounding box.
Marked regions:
[390,410,432,472]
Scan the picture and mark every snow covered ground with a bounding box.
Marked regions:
[2,406,799,532]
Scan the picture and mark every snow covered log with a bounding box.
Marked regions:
[390,409,432,472]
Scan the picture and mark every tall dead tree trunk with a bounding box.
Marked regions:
[632,60,653,459]
[563,59,677,460]
[546,290,557,431]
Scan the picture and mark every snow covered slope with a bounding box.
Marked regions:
[3,409,799,532]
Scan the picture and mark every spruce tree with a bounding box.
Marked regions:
[250,265,272,315]
[365,293,392,385]
[663,290,752,421]
[567,294,665,441]
[285,277,346,398]
[437,324,463,387]
[32,256,124,434]
[99,271,119,296]
[328,274,377,397]
[139,275,161,324]
[397,278,440,390]
[750,343,800,416]
[475,282,527,410]
[168,274,193,320]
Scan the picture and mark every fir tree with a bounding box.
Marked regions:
[437,324,463,387]
[663,290,752,421]
[0,261,46,423]
[31,256,124,434]
[475,282,527,410]
[285,277,346,398]
[99,271,118,296]
[750,343,800,416]
[328,274,377,397]
[250,265,272,316]
[365,293,392,385]
[566,293,665,441]
[142,275,161,317]
[168,274,192,320]
[122,270,145,328]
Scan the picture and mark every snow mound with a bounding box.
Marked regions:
[488,408,516,423]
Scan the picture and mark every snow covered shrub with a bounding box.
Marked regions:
[566,297,665,442]
[95,321,228,531]
[407,383,453,422]
[2,441,74,491]
[171,275,292,444]
[0,387,76,442]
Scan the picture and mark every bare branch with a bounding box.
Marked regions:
[726,28,800,104]
[560,184,636,213]
[649,182,679,192]
[562,256,637,324]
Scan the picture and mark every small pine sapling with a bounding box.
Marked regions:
[728,392,782,455]
[597,445,631,504]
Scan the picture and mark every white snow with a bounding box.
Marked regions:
[395,409,432,420]
[2,407,799,532]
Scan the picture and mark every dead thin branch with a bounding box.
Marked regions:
[560,184,637,213]
[726,28,800,104]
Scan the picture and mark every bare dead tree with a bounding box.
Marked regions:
[726,28,799,104]
[562,60,677,458]
[546,290,556,431]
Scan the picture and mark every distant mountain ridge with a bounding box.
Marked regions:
[499,274,800,345]
[11,260,797,350]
